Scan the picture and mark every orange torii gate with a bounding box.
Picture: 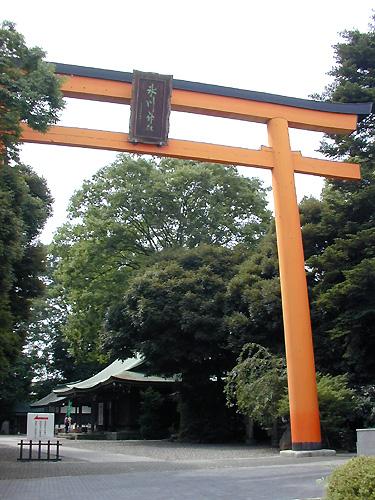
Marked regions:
[21,63,372,452]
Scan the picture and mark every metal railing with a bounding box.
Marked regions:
[17,439,62,461]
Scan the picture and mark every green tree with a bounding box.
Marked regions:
[278,373,359,449]
[301,17,375,383]
[0,164,53,383]
[138,388,172,439]
[0,164,53,423]
[0,20,64,163]
[226,344,359,449]
[103,244,247,440]
[0,355,33,425]
[0,22,63,417]
[104,245,245,376]
[52,156,271,364]
[225,227,284,355]
[225,343,287,428]
[22,291,88,401]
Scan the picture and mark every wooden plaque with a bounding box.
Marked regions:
[129,71,173,146]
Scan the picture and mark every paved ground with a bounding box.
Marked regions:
[0,436,353,499]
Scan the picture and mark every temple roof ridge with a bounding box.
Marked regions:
[53,356,144,394]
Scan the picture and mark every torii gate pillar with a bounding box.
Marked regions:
[268,118,321,450]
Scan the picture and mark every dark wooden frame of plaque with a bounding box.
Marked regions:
[129,71,173,146]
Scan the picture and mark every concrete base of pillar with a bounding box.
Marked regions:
[280,449,336,458]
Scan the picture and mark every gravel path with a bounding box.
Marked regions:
[0,436,353,499]
[0,436,281,480]
[58,439,279,461]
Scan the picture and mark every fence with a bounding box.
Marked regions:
[17,439,61,461]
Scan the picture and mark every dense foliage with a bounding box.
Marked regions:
[138,388,175,439]
[22,289,92,401]
[225,227,284,354]
[325,457,375,500]
[0,164,52,383]
[301,18,375,384]
[226,344,359,449]
[0,164,54,420]
[52,156,270,364]
[225,343,286,428]
[278,373,359,449]
[104,245,246,377]
[0,22,62,419]
[0,20,64,163]
[104,244,248,440]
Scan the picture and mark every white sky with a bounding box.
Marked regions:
[2,1,374,243]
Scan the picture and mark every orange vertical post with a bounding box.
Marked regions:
[267,117,322,450]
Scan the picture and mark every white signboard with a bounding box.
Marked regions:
[27,413,55,441]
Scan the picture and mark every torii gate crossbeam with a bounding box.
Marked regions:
[21,63,373,451]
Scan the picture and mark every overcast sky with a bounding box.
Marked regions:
[2,1,374,243]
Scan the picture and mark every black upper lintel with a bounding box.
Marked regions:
[50,62,373,118]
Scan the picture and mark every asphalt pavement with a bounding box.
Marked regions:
[0,436,353,499]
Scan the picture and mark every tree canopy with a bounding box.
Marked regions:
[0,22,61,413]
[104,244,247,377]
[225,226,284,355]
[301,18,375,383]
[52,156,271,363]
[226,344,359,448]
[0,164,52,383]
[0,20,64,163]
[225,343,287,428]
[278,373,359,449]
[103,244,249,440]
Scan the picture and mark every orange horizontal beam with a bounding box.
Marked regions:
[59,75,358,135]
[21,124,360,180]
[21,124,273,169]
[260,146,360,181]
[61,75,132,104]
[293,151,360,180]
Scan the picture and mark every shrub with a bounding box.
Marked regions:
[224,343,287,428]
[316,373,359,449]
[278,373,359,449]
[179,380,244,442]
[355,385,375,428]
[138,388,169,439]
[325,456,375,499]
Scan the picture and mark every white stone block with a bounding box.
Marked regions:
[357,428,375,456]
